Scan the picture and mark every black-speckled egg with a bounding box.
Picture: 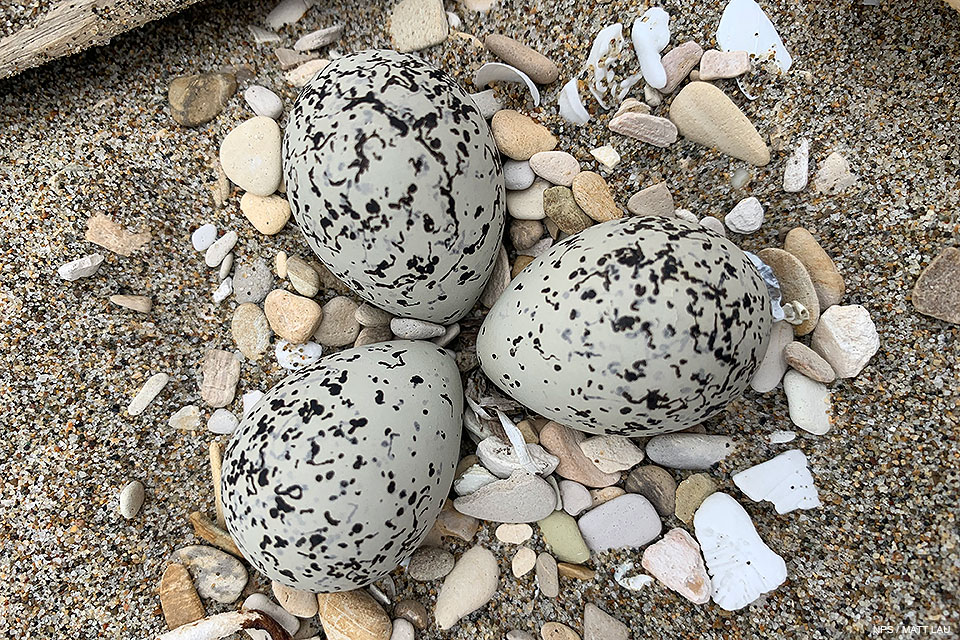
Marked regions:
[221,341,462,592]
[283,50,505,324]
[476,217,771,436]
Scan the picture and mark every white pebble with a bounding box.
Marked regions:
[589,145,621,170]
[244,86,284,120]
[168,405,202,431]
[118,480,145,519]
[213,277,233,303]
[58,253,104,281]
[127,373,169,416]
[276,339,324,370]
[205,231,237,268]
[191,223,218,251]
[506,178,550,219]
[783,370,832,435]
[733,449,821,514]
[503,160,535,191]
[390,317,446,340]
[810,304,879,378]
[724,197,764,233]
[219,252,234,281]
[469,89,502,120]
[266,0,310,30]
[207,408,239,435]
[242,390,265,418]
[699,216,726,236]
[783,138,809,193]
[391,618,416,640]
[767,430,796,444]
[674,208,697,223]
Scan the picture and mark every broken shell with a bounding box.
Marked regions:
[473,62,541,106]
[732,449,821,514]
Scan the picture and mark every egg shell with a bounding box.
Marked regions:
[221,340,463,592]
[476,217,771,436]
[284,49,506,324]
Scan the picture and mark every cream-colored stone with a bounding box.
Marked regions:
[240,192,291,235]
[263,289,323,344]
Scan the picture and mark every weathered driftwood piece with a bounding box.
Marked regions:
[0,0,202,80]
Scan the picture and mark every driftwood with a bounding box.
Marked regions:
[0,0,202,80]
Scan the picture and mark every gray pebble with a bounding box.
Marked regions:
[118,480,144,519]
[509,219,544,251]
[503,159,536,191]
[355,302,394,327]
[645,433,738,470]
[191,223,217,251]
[624,465,677,516]
[535,552,559,598]
[233,259,273,304]
[218,252,233,280]
[390,317,445,340]
[58,253,104,281]
[469,89,502,119]
[407,547,455,581]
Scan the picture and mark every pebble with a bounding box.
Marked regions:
[199,349,240,407]
[109,294,152,313]
[432,322,460,347]
[529,151,580,186]
[634,7,670,88]
[784,227,846,310]
[391,618,415,640]
[207,409,238,435]
[768,430,797,444]
[503,160,536,190]
[434,545,499,630]
[168,405,201,431]
[264,289,323,343]
[814,151,856,194]
[571,171,622,222]
[219,253,233,281]
[219,116,283,196]
[912,247,960,324]
[204,230,237,268]
[724,197,764,233]
[242,390,264,417]
[557,563,595,581]
[660,41,704,94]
[285,59,330,87]
[589,486,625,508]
[784,341,836,383]
[191,224,217,251]
[118,480,144,519]
[244,593,300,636]
[536,552,559,598]
[669,81,770,166]
[698,49,751,80]
[240,193,291,235]
[646,433,737,470]
[170,545,247,604]
[608,112,678,147]
[317,590,392,640]
[275,251,288,278]
[750,320,793,392]
[355,302,394,327]
[541,622,580,640]
[757,248,821,336]
[558,480,592,516]
[510,545,536,578]
[212,278,233,304]
[674,208,697,223]
[276,339,324,370]
[543,186,592,234]
[674,473,717,524]
[355,326,394,347]
[484,34,559,84]
[453,470,557,523]
[159,563,205,630]
[734,449,822,514]
[577,494,661,553]
[578,435,645,473]
[266,0,309,29]
[281,256,319,298]
[512,255,536,278]
[811,304,879,378]
[243,85,283,120]
[233,260,273,304]
[539,421,620,487]
[168,72,237,127]
[625,465,677,516]
[583,603,628,640]
[783,370,832,435]
[271,581,318,618]
[491,110,557,160]
[315,297,361,347]
[495,523,533,544]
[506,178,550,220]
[294,24,344,51]
[390,317,445,340]
[389,0,449,54]
[476,436,559,478]
[641,528,712,604]
[481,244,511,307]
[275,46,317,70]
[626,182,674,217]
[614,97,650,119]
[58,253,104,281]
[782,138,810,192]
[537,511,590,564]
[589,145,621,169]
[85,213,151,256]
[407,547,455,581]
[699,216,726,236]
[127,373,169,416]
[469,89,502,120]
[394,599,428,629]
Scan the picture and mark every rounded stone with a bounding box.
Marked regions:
[491,109,558,160]
[233,259,274,304]
[757,248,820,336]
[169,72,237,127]
[118,480,145,519]
[220,116,283,196]
[240,193,291,235]
[407,547,456,582]
[263,289,323,344]
[625,465,677,516]
[314,296,361,347]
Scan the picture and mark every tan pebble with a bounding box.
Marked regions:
[578,435,645,474]
[275,47,318,70]
[608,112,678,147]
[784,227,845,309]
[539,421,619,487]
[312,260,354,294]
[199,349,240,407]
[285,59,330,87]
[219,116,283,196]
[275,251,288,278]
[529,151,580,186]
[660,41,704,94]
[589,145,621,169]
[589,486,626,508]
[512,255,535,279]
[394,599,428,629]
[757,248,820,336]
[354,325,394,347]
[435,545,499,629]
[784,342,836,383]
[496,523,533,544]
[167,72,237,127]
[516,418,540,443]
[231,303,272,361]
[541,621,581,640]
[432,499,480,542]
[674,473,717,524]
[512,545,537,577]
[264,289,323,343]
[641,528,712,604]
[159,563,205,630]
[240,192,291,235]
[286,256,321,297]
[273,580,319,618]
[571,172,621,223]
[509,218,544,251]
[699,49,751,80]
[188,511,242,557]
[544,186,592,234]
[484,34,559,84]
[506,178,550,220]
[389,0,449,54]
[85,213,151,256]
[109,294,152,313]
[612,97,650,118]
[626,182,675,217]
[317,589,392,640]
[355,302,394,327]
[491,110,557,160]
[557,562,596,581]
[315,296,361,347]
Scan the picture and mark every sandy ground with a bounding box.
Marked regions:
[0,0,958,638]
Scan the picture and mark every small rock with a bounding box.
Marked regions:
[536,552,559,598]
[219,253,234,281]
[506,178,550,220]
[244,593,300,636]
[784,341,836,383]
[578,435,645,473]
[469,89,502,120]
[484,34,559,84]
[660,41,704,94]
[544,186,592,234]
[168,72,237,127]
[496,523,533,544]
[589,145,621,169]
[810,304,879,378]
[109,294,152,313]
[264,289,323,343]
[58,253,104,281]
[315,296,361,347]
[408,547,455,581]
[285,58,330,87]
[783,370,832,435]
[571,171,622,222]
[219,116,283,196]
[911,247,960,324]
[733,449,821,514]
[85,213,151,256]
[700,216,726,236]
[608,112,678,147]
[244,85,284,120]
[170,545,247,604]
[390,317,445,340]
[589,486,625,508]
[275,47,319,71]
[207,409,238,435]
[434,545,499,630]
[394,599,428,629]
[537,510,590,564]
[625,465,677,516]
[583,603,629,640]
[432,322,460,347]
[541,622,581,640]
[212,278,233,303]
[391,618,416,640]
[476,436,559,478]
[294,24,344,51]
[491,110,557,161]
[317,590,392,640]
[557,563,595,581]
[159,564,205,630]
[481,244,511,307]
[757,248,820,336]
[512,546,537,577]
[613,97,650,118]
[240,193,291,235]
[768,430,797,444]
[558,480,591,516]
[675,208,697,223]
[529,151,580,186]
[645,433,737,470]
[698,49,751,80]
[276,339,324,370]
[281,256,319,298]
[783,138,810,193]
[191,224,218,251]
[118,480,145,519]
[272,581,318,618]
[814,151,856,194]
[626,182,674,217]
[641,528,712,604]
[313,260,353,294]
[674,473,717,524]
[512,255,536,278]
[784,227,845,309]
[724,197,764,233]
[266,0,309,29]
[204,230,237,268]
[275,251,288,278]
[355,302,394,327]
[539,421,620,487]
[127,373,169,416]
[233,260,273,304]
[168,405,201,431]
[355,326,394,347]
[242,390,264,417]
[503,159,536,191]
[390,0,449,53]
[453,470,557,523]
[199,349,241,408]
[577,494,661,553]
[750,320,793,392]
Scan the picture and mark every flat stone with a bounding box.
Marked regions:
[758,248,821,336]
[275,46,319,70]
[266,0,309,29]
[783,138,810,192]
[583,603,629,640]
[698,49,751,80]
[503,159,536,190]
[577,435,645,473]
[264,289,323,344]
[276,339,324,370]
[355,325,394,347]
[432,322,460,347]
[453,470,557,523]
[625,465,677,516]
[285,59,330,87]
[811,304,879,378]
[571,171,622,223]
[608,112,678,147]
[240,193,290,235]
[355,302,394,327]
[283,256,319,298]
[506,178,550,220]
[204,230,237,268]
[159,564,205,630]
[127,372,169,416]
[538,510,591,564]
[317,590,392,640]
[660,41,704,94]
[529,151,580,186]
[784,227,845,309]
[491,110,557,161]
[244,85,283,120]
[733,449,822,514]
[219,116,282,196]
[207,408,238,435]
[536,552,559,598]
[541,622,580,640]
[543,186,592,234]
[557,563,595,581]
[476,436,559,478]
[168,72,237,127]
[294,24,343,51]
[589,486,625,508]
[558,480,592,516]
[394,599,428,630]
[199,349,240,408]
[577,494,661,553]
[481,244,511,307]
[315,296,361,347]
[669,81,770,166]
[641,528,712,604]
[724,197,764,233]
[750,320,793,392]
[272,581,319,620]
[435,546,499,630]
[512,546,537,577]
[768,430,797,444]
[85,213,150,256]
[674,473,717,524]
[390,0,449,53]
[784,341,836,383]
[814,151,856,194]
[168,405,201,431]
[645,433,738,470]
[233,260,273,304]
[218,252,234,280]
[539,421,620,487]
[589,145,621,169]
[408,547,455,581]
[484,34,559,84]
[495,523,533,544]
[109,294,152,313]
[390,317,445,340]
[912,247,960,324]
[244,593,300,636]
[118,480,144,519]
[469,89,502,120]
[170,545,247,604]
[783,370,832,435]
[58,253,104,281]
[626,182,674,217]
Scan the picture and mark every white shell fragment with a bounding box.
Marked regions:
[632,8,670,90]
[476,436,560,478]
[613,561,654,591]
[558,77,590,124]
[58,253,104,281]
[733,449,821,514]
[694,492,787,611]
[717,0,793,72]
[473,62,541,106]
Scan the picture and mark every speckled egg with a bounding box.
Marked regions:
[283,50,505,324]
[477,217,771,437]
[221,341,463,592]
